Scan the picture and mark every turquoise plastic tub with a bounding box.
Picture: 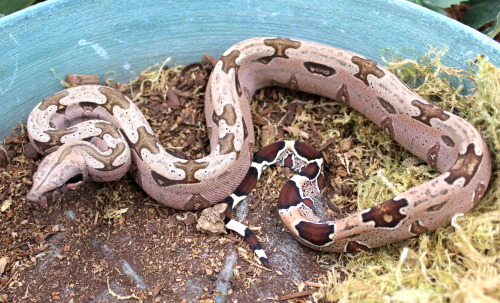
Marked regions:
[1,0,499,140]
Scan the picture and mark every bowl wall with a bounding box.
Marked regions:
[0,0,499,139]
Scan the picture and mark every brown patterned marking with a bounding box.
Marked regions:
[80,101,99,112]
[33,128,79,152]
[377,97,396,114]
[441,135,456,147]
[411,100,450,126]
[410,221,429,235]
[83,143,127,171]
[57,142,126,172]
[300,162,321,179]
[271,74,300,90]
[235,70,242,96]
[295,221,334,246]
[185,193,212,210]
[55,104,67,114]
[284,155,294,168]
[257,38,302,64]
[218,133,237,155]
[94,122,122,140]
[336,84,350,106]
[234,167,258,196]
[345,241,369,252]
[361,198,408,228]
[40,143,82,182]
[174,160,209,183]
[38,90,69,111]
[302,198,314,209]
[220,49,240,74]
[242,117,250,141]
[212,104,237,127]
[44,127,78,141]
[294,141,322,160]
[254,141,285,163]
[444,143,482,187]
[303,62,336,77]
[98,86,131,113]
[473,183,487,206]
[151,170,181,187]
[380,117,394,137]
[278,180,302,209]
[130,126,160,158]
[426,144,441,167]
[351,56,385,86]
[425,200,448,212]
[47,144,83,175]
[317,173,325,190]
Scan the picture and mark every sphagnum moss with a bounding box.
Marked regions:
[313,51,499,303]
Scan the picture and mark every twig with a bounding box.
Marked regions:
[278,289,315,301]
[225,234,242,243]
[318,135,339,151]
[241,258,272,272]
[0,271,18,292]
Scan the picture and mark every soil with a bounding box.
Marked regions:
[0,56,354,303]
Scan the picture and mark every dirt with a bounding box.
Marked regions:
[2,180,334,302]
[0,56,355,302]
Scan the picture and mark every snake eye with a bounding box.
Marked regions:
[66,174,84,188]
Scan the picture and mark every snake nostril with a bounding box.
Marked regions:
[26,192,48,208]
[27,190,40,202]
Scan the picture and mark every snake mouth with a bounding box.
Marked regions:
[27,188,62,208]
[65,173,85,189]
[27,174,86,207]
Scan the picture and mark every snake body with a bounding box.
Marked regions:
[27,38,491,262]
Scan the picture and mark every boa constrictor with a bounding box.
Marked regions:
[27,37,491,266]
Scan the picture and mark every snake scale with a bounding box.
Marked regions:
[27,37,491,266]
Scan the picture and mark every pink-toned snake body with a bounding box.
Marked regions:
[27,38,491,260]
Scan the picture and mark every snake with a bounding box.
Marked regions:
[27,37,491,266]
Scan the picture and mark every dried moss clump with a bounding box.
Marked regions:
[314,51,500,303]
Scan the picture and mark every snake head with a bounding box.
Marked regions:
[27,145,88,207]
